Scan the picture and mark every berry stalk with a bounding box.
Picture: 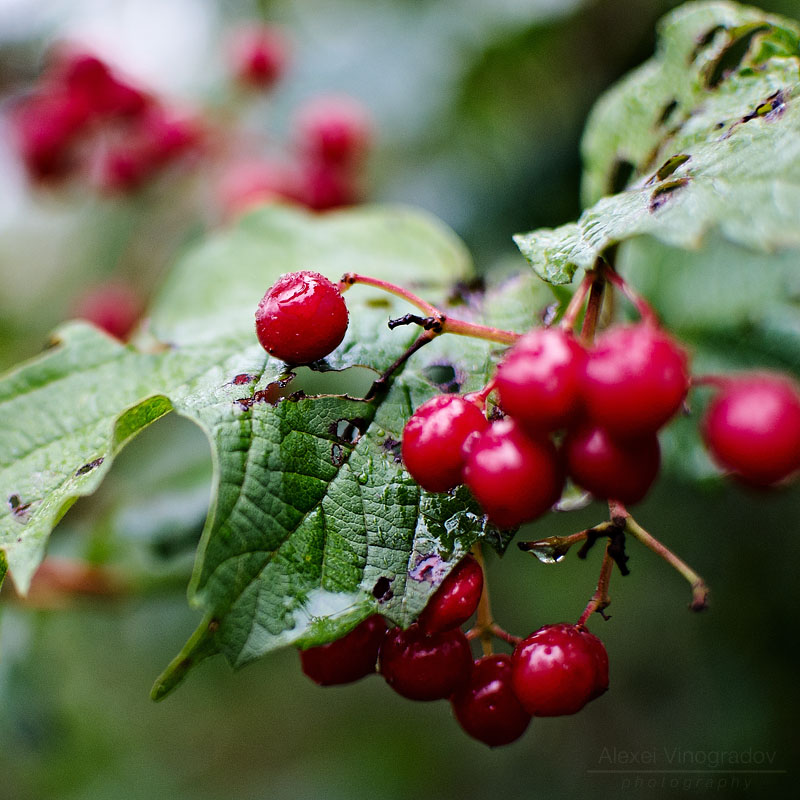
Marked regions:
[576,541,614,627]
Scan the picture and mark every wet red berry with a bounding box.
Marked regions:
[511,623,607,716]
[563,422,660,505]
[418,554,483,635]
[451,655,532,746]
[379,623,471,701]
[401,395,488,493]
[462,419,564,528]
[495,328,585,433]
[702,373,800,486]
[255,270,349,364]
[580,627,610,701]
[582,322,689,436]
[299,615,387,686]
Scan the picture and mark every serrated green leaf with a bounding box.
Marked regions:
[1,204,547,700]
[514,1,800,284]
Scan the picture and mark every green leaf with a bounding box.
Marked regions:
[514,1,800,284]
[1,204,542,699]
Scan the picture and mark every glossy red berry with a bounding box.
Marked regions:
[511,623,608,716]
[402,395,488,493]
[451,655,532,746]
[580,628,610,701]
[702,373,800,486]
[379,623,471,701]
[294,95,372,166]
[495,327,585,433]
[229,25,288,90]
[299,615,387,686]
[582,322,689,436]
[255,270,349,364]
[418,554,484,635]
[563,422,660,505]
[462,419,564,528]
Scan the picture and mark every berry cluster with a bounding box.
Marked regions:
[299,555,609,747]
[11,48,201,190]
[403,319,690,528]
[255,261,799,748]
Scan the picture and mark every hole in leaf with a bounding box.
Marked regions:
[233,376,295,411]
[372,576,393,601]
[422,363,461,394]
[382,436,402,463]
[649,154,691,184]
[289,365,378,399]
[706,24,770,88]
[657,99,678,126]
[331,417,368,445]
[649,177,689,212]
[330,442,345,467]
[608,159,636,194]
[691,25,726,61]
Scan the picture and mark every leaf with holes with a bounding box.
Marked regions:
[514,1,800,284]
[1,204,553,699]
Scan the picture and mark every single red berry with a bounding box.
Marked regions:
[418,554,484,635]
[702,373,800,486]
[402,395,488,493]
[294,94,372,166]
[563,422,660,505]
[299,615,387,686]
[72,282,141,340]
[451,655,532,747]
[582,322,689,436]
[229,25,288,90]
[462,419,564,528]
[495,327,585,433]
[255,270,349,364]
[379,623,471,701]
[511,623,607,716]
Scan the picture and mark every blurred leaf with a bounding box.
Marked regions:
[514,0,800,284]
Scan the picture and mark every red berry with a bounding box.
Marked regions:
[451,655,532,747]
[580,628,610,701]
[511,623,607,716]
[702,373,800,486]
[294,95,372,166]
[582,322,689,436]
[255,270,349,364]
[495,328,585,433]
[229,25,288,90]
[295,161,361,211]
[72,282,141,340]
[563,422,660,505]
[299,615,387,686]
[379,623,471,701]
[402,395,488,493]
[462,419,564,529]
[418,554,484,635]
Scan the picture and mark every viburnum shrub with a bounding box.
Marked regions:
[2,0,800,754]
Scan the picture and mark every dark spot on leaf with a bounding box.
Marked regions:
[75,457,104,476]
[227,373,256,386]
[7,494,32,522]
[287,391,306,402]
[608,159,635,194]
[649,177,689,212]
[409,553,449,584]
[372,576,393,601]
[234,376,294,411]
[705,25,770,88]
[691,25,726,62]
[208,618,220,633]
[331,417,368,445]
[382,436,402,463]
[648,154,691,185]
[744,89,786,122]
[331,443,345,467]
[657,99,678,126]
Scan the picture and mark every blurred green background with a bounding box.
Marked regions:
[1,1,799,798]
